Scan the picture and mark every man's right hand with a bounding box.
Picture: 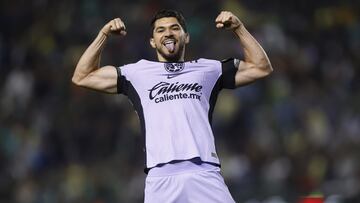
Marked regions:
[101,18,127,36]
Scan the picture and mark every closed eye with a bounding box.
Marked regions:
[171,25,181,31]
[156,28,165,33]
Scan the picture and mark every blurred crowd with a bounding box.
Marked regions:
[0,0,359,202]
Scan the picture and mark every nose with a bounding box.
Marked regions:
[164,28,174,37]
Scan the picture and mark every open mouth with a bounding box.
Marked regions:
[163,39,176,53]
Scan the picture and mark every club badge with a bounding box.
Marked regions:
[164,63,185,73]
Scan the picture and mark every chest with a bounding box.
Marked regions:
[129,63,218,104]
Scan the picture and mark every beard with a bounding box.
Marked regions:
[157,41,185,62]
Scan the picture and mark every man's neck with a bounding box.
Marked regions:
[157,57,184,63]
[157,50,185,62]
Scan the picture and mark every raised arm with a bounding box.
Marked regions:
[72,18,127,93]
[215,11,273,87]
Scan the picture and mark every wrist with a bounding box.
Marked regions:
[100,29,109,37]
[232,24,246,35]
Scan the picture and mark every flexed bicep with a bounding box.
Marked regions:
[74,65,119,93]
[216,11,272,88]
[234,60,271,87]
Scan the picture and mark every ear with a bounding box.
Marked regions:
[185,33,190,44]
[150,38,156,48]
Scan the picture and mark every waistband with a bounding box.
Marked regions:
[147,158,220,177]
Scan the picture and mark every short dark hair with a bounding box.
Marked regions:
[150,9,187,34]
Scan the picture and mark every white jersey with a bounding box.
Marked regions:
[116,58,237,172]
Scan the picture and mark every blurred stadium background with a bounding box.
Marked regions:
[0,0,359,202]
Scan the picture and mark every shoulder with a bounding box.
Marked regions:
[189,58,222,71]
[119,59,146,69]
[196,58,221,65]
[192,58,239,71]
[118,60,147,76]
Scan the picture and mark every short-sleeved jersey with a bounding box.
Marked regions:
[116,58,237,172]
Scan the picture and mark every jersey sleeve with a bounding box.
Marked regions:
[115,67,128,95]
[115,64,135,95]
[220,58,239,89]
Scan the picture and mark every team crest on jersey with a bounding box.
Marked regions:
[164,63,184,73]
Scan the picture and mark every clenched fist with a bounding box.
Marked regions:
[101,18,127,36]
[215,11,242,30]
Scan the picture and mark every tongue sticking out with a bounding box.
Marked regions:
[165,42,175,53]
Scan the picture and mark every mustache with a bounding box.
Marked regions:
[162,36,176,41]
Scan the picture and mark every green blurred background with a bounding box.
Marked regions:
[0,0,359,202]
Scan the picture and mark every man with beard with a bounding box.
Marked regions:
[72,10,272,203]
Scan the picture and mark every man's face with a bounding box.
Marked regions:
[150,17,189,62]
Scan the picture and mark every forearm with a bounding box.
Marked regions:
[72,31,108,83]
[233,26,272,72]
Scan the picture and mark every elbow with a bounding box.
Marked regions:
[71,75,82,86]
[258,61,273,78]
[264,63,273,75]
[72,66,80,85]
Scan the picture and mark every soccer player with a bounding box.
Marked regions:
[72,10,272,203]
